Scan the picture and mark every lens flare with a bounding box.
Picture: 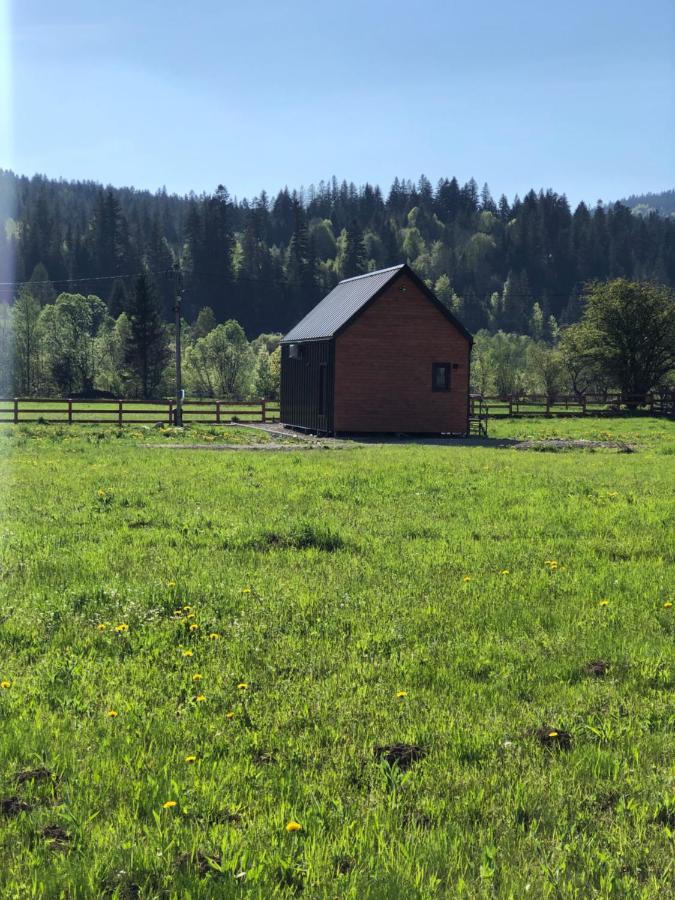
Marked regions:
[0,1,14,392]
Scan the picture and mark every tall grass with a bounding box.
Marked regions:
[0,418,673,896]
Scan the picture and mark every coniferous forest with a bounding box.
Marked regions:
[3,169,675,335]
[1,170,675,400]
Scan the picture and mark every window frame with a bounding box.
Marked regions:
[431,362,452,392]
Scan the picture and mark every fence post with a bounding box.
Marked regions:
[582,397,587,416]
[261,398,267,423]
[67,398,73,425]
[216,400,221,425]
[168,399,173,426]
[118,400,123,427]
[13,398,18,424]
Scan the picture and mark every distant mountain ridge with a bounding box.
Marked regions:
[620,189,675,217]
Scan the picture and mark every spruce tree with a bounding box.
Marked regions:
[108,279,128,318]
[124,272,169,398]
[343,220,366,278]
[193,306,217,339]
[28,263,56,306]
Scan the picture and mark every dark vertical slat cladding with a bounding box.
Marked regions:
[280,339,334,434]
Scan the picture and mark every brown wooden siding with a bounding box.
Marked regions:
[333,272,470,433]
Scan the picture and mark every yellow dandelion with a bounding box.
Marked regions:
[97,623,107,632]
[107,710,118,718]
[237,682,249,690]
[226,711,235,719]
[500,569,510,575]
[189,623,199,632]
[115,623,129,633]
[285,821,302,832]
[598,599,609,607]
[192,673,203,682]
[162,800,177,809]
[548,731,558,738]
[396,690,408,698]
[167,580,176,588]
[462,576,472,582]
[195,694,206,703]
[664,601,673,609]
[173,609,184,617]
[183,605,193,613]
[242,587,251,594]
[184,755,197,764]
[1,680,11,689]
[209,632,220,640]
[97,489,106,498]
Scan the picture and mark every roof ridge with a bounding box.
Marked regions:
[337,263,405,285]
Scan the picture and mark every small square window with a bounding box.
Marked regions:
[432,363,451,391]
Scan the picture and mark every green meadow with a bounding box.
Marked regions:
[0,418,673,898]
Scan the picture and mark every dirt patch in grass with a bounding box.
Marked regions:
[15,767,55,785]
[374,743,425,769]
[536,726,572,751]
[511,439,637,452]
[146,442,316,452]
[653,806,675,827]
[243,522,346,552]
[176,850,223,876]
[585,659,609,677]
[1,796,31,816]
[251,750,277,766]
[41,825,70,852]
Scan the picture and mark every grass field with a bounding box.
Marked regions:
[0,418,673,897]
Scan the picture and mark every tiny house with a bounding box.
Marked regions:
[280,263,472,435]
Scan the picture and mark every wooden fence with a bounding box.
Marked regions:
[472,392,675,420]
[0,397,280,426]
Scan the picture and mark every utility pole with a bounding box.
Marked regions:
[173,263,183,426]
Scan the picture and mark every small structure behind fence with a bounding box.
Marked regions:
[0,398,280,426]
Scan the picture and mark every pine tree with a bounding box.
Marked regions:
[480,183,496,213]
[501,270,530,333]
[529,302,545,340]
[124,272,169,398]
[343,220,366,278]
[28,263,56,306]
[108,279,128,318]
[193,306,217,339]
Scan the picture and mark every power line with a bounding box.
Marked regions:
[0,265,590,302]
[0,267,175,289]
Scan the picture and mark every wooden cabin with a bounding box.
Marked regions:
[280,263,473,435]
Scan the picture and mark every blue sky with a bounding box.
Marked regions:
[3,0,674,205]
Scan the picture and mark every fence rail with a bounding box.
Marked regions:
[0,397,280,426]
[471,392,675,420]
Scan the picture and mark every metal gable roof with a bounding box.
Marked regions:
[281,265,405,342]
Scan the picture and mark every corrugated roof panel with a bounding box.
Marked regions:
[281,265,405,342]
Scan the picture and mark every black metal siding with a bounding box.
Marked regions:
[280,339,335,434]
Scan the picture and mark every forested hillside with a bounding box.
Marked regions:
[622,189,675,218]
[2,169,675,338]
